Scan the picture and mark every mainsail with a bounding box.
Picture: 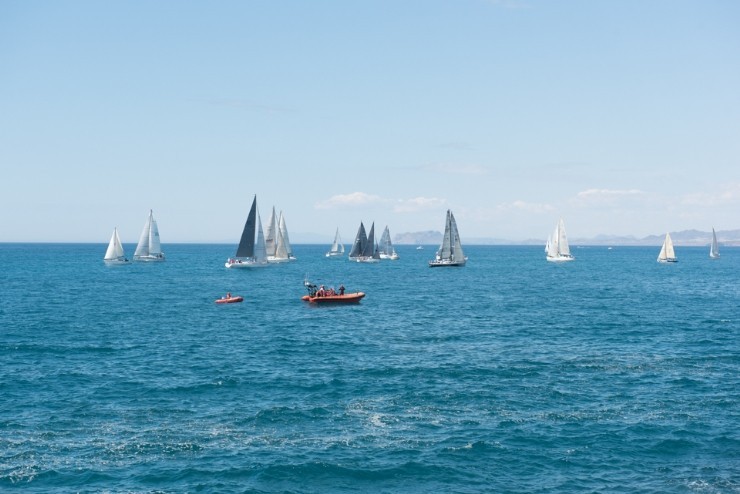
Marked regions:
[227,195,268,267]
[326,228,344,256]
[710,227,720,259]
[546,218,574,262]
[348,222,368,259]
[278,211,294,260]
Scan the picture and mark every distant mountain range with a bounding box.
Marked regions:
[394,229,740,247]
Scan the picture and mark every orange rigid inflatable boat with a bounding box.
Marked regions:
[301,292,365,304]
[215,295,244,304]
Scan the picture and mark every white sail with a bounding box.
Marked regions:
[710,227,720,259]
[657,232,677,263]
[546,218,574,262]
[134,210,164,261]
[326,228,345,257]
[264,207,278,257]
[278,211,295,260]
[104,228,128,262]
[268,223,289,263]
[379,225,399,260]
[429,209,466,267]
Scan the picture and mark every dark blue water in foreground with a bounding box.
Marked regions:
[1,243,739,493]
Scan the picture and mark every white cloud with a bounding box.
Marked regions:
[572,188,646,208]
[393,197,446,213]
[314,192,384,210]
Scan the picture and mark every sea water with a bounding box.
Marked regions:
[1,243,738,493]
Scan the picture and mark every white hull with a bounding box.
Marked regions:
[657,258,678,263]
[350,256,380,263]
[429,259,466,267]
[325,252,344,258]
[134,254,165,262]
[546,255,575,263]
[379,253,399,260]
[104,258,129,264]
[225,258,268,268]
[267,256,290,264]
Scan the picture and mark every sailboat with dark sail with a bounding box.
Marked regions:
[429,210,466,267]
[348,221,380,263]
[378,225,399,260]
[225,195,268,268]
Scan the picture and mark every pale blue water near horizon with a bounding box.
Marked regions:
[1,243,739,493]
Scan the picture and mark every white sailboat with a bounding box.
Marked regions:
[103,227,129,263]
[657,232,678,263]
[268,223,290,263]
[348,221,380,263]
[546,218,574,262]
[429,210,466,267]
[225,195,268,268]
[378,225,399,260]
[710,227,720,259]
[326,228,345,257]
[133,209,165,261]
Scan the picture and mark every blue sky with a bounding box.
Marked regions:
[2,0,739,243]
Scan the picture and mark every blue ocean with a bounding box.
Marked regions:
[1,243,739,493]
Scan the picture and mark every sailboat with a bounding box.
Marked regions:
[133,209,165,261]
[546,218,574,262]
[326,228,345,257]
[103,227,129,263]
[657,232,678,263]
[225,195,269,268]
[429,210,466,267]
[378,225,399,260]
[348,221,380,263]
[710,227,720,259]
[278,211,296,260]
[268,223,290,263]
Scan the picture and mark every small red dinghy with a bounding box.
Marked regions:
[215,294,243,304]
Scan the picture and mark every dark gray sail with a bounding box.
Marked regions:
[348,221,367,259]
[362,222,376,258]
[236,195,257,258]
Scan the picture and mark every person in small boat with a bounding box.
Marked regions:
[317,285,325,297]
[327,287,336,296]
[339,284,345,295]
[224,292,231,299]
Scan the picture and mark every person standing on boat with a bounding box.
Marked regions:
[339,284,345,295]
[317,285,325,297]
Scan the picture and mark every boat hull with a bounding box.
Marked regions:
[546,255,575,263]
[225,258,268,268]
[301,292,365,304]
[657,258,678,263]
[428,260,466,267]
[325,252,344,258]
[215,296,244,304]
[134,255,165,262]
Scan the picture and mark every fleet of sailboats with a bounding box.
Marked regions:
[710,227,720,259]
[348,221,380,263]
[103,227,129,263]
[225,195,268,268]
[326,228,345,257]
[378,226,399,260]
[546,218,574,262]
[133,210,165,261]
[657,232,678,263]
[429,210,466,267]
